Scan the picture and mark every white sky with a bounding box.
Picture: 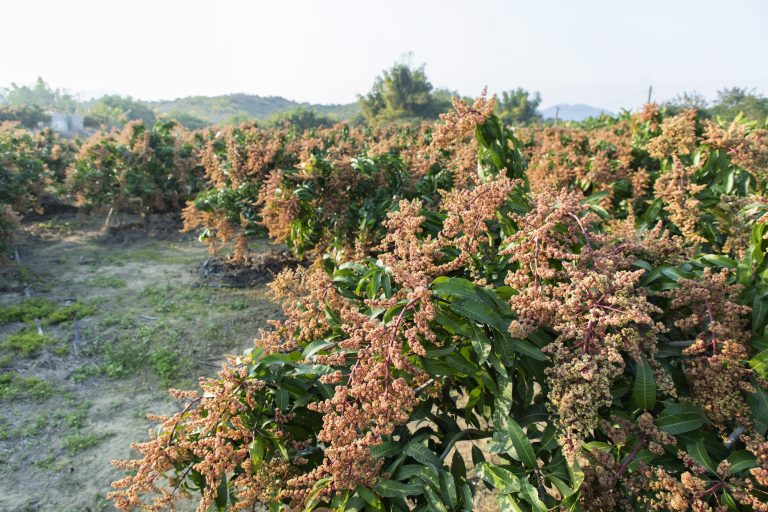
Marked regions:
[1,0,766,110]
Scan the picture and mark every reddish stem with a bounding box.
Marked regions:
[616,434,647,477]
[533,238,540,291]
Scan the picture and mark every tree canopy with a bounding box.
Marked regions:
[496,87,542,125]
[709,87,768,122]
[85,95,156,128]
[1,77,77,113]
[358,61,453,125]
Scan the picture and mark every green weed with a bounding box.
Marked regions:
[62,432,109,455]
[0,298,95,326]
[1,329,55,356]
[0,372,54,401]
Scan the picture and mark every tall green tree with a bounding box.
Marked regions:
[496,87,542,125]
[709,87,768,121]
[359,61,452,125]
[86,95,156,128]
[3,77,77,113]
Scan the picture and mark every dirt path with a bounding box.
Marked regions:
[0,215,283,511]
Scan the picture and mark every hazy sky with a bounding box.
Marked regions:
[2,0,766,110]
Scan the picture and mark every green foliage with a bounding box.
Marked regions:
[68,120,204,216]
[264,107,336,131]
[0,372,53,401]
[0,122,77,255]
[163,110,209,130]
[116,107,768,511]
[710,87,768,122]
[84,95,157,128]
[1,330,55,356]
[149,93,358,126]
[359,60,452,125]
[0,297,93,325]
[0,104,50,128]
[496,88,543,125]
[62,431,110,455]
[2,77,77,113]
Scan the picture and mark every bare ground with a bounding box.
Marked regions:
[0,214,283,512]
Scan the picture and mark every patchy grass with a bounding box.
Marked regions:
[0,297,95,326]
[62,432,111,455]
[76,321,189,386]
[0,372,54,401]
[0,297,56,324]
[1,330,55,356]
[0,217,282,510]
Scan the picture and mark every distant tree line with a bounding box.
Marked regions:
[2,71,767,133]
[664,87,768,121]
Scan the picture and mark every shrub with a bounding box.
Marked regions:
[109,100,768,511]
[67,120,203,220]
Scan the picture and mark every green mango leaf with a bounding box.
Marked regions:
[507,418,539,469]
[686,439,716,473]
[373,479,423,498]
[747,385,768,433]
[356,486,384,511]
[302,340,335,360]
[517,480,548,511]
[249,438,265,470]
[496,335,549,362]
[727,450,757,473]
[451,449,467,482]
[700,254,737,269]
[749,348,768,378]
[370,441,401,459]
[656,402,707,434]
[214,474,228,510]
[423,485,449,512]
[438,470,458,510]
[476,462,522,494]
[496,494,525,512]
[753,297,768,333]
[403,440,442,468]
[633,355,656,410]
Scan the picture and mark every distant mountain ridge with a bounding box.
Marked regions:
[149,93,359,124]
[540,103,613,122]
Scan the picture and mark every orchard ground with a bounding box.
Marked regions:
[0,213,501,512]
[0,214,282,511]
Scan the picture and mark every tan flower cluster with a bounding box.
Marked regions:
[578,413,676,510]
[499,188,671,457]
[665,269,753,427]
[544,268,663,457]
[736,434,768,511]
[267,261,345,348]
[704,120,768,179]
[108,362,275,511]
[256,169,302,245]
[646,109,698,159]
[633,102,661,128]
[502,188,595,335]
[653,155,707,244]
[523,124,635,205]
[431,88,496,149]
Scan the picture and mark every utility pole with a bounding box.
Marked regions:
[554,106,559,126]
[647,85,653,104]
